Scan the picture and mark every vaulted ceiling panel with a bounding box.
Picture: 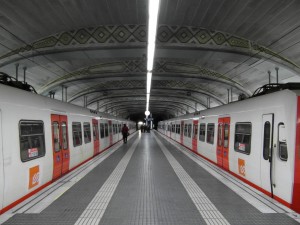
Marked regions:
[1,0,300,121]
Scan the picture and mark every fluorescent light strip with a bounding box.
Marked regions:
[146,72,152,93]
[147,43,155,71]
[147,0,160,71]
[146,0,160,113]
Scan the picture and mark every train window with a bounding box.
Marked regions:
[187,124,192,138]
[263,122,271,160]
[52,122,60,152]
[199,123,206,142]
[61,122,68,150]
[278,123,288,161]
[118,124,121,133]
[224,124,229,148]
[72,122,82,147]
[115,124,118,134]
[218,124,223,146]
[176,124,180,134]
[84,122,91,143]
[105,123,109,137]
[112,124,114,134]
[93,123,99,141]
[206,123,215,144]
[100,123,105,138]
[234,123,252,154]
[193,124,198,139]
[19,120,45,162]
[184,124,187,137]
[109,123,112,135]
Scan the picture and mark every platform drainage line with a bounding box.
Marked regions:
[74,138,140,225]
[153,133,231,225]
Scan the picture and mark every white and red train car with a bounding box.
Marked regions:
[0,84,135,214]
[158,87,300,213]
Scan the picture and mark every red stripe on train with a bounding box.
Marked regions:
[291,96,300,212]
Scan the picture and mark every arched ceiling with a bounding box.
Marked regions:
[1,0,300,121]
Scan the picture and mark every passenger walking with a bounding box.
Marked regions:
[122,124,129,143]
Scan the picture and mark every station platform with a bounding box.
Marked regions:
[1,131,300,225]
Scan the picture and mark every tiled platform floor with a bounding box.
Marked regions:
[1,131,299,225]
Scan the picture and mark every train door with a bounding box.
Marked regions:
[180,121,184,144]
[92,119,99,155]
[192,120,198,152]
[108,120,113,146]
[260,114,274,194]
[51,114,70,180]
[216,117,230,170]
[0,110,3,211]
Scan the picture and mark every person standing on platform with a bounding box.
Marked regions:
[122,124,129,143]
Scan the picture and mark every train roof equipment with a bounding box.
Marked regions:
[251,82,300,98]
[0,72,37,94]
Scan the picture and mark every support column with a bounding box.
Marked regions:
[227,89,230,104]
[207,97,210,109]
[15,63,19,81]
[84,96,88,108]
[64,86,68,102]
[61,85,64,102]
[23,67,27,83]
[276,67,279,84]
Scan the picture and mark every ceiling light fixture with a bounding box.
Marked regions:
[145,0,160,114]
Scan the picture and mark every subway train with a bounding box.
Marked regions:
[0,84,135,214]
[158,84,300,213]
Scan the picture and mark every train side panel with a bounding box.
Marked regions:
[272,93,296,204]
[175,120,181,143]
[99,121,109,151]
[1,103,53,210]
[68,115,94,170]
[0,109,3,212]
[197,115,218,163]
[0,84,136,214]
[292,96,300,212]
[228,108,264,191]
[158,90,298,209]
[183,119,193,149]
[227,91,296,204]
